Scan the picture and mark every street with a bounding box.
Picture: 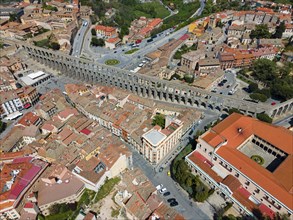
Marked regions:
[72,20,89,57]
[125,112,220,220]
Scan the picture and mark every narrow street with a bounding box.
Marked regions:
[125,113,220,220]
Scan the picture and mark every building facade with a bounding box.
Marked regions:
[185,113,293,218]
[142,117,183,165]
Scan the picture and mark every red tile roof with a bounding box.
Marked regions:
[202,113,293,210]
[17,112,40,127]
[147,18,162,28]
[188,151,223,183]
[259,203,275,219]
[80,128,91,135]
[95,25,116,32]
[24,202,34,208]
[106,37,121,44]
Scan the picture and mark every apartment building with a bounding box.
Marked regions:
[37,165,85,216]
[0,156,48,220]
[0,91,23,118]
[142,117,183,165]
[16,86,39,107]
[0,86,39,118]
[181,50,205,70]
[95,25,118,39]
[185,113,293,218]
[72,142,133,191]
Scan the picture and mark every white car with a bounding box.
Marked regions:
[156,184,163,190]
[160,188,167,194]
[138,63,144,67]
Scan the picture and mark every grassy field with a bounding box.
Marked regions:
[34,38,50,48]
[94,177,121,203]
[135,1,170,19]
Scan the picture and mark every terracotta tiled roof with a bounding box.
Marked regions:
[188,151,223,183]
[221,175,242,193]
[106,37,120,43]
[217,145,292,210]
[202,113,293,210]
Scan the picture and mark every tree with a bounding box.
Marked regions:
[194,183,209,202]
[50,42,60,50]
[152,114,165,128]
[249,93,268,102]
[91,28,96,36]
[250,24,271,39]
[0,120,6,133]
[228,108,242,115]
[216,21,224,28]
[251,59,277,84]
[258,88,271,98]
[248,82,258,93]
[256,113,273,123]
[9,13,18,22]
[184,74,194,83]
[119,25,129,39]
[49,204,60,215]
[186,176,193,187]
[273,21,286,39]
[91,37,105,47]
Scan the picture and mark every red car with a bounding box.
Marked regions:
[271,102,276,106]
[135,39,142,44]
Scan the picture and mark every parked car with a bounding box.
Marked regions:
[160,188,167,194]
[167,198,176,203]
[156,184,163,190]
[163,192,171,196]
[170,201,179,207]
[271,102,276,106]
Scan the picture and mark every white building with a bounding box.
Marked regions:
[142,117,183,165]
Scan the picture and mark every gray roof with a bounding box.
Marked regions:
[142,129,166,147]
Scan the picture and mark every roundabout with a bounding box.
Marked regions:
[105,59,120,66]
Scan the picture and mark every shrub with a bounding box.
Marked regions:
[251,155,264,165]
[249,93,268,102]
[91,28,96,36]
[256,113,273,123]
[152,114,165,128]
[248,83,258,93]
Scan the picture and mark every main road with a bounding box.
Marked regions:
[72,20,89,57]
[80,0,206,69]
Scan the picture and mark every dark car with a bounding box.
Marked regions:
[222,79,227,83]
[167,198,176,203]
[114,51,117,53]
[226,85,231,88]
[163,192,171,196]
[170,201,178,207]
